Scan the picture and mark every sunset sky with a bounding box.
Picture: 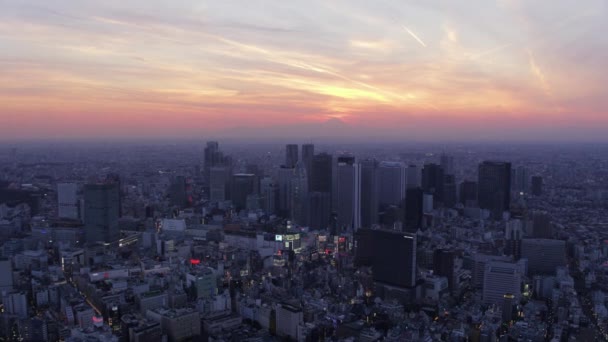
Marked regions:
[1,0,607,141]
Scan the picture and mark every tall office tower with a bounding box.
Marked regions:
[106,173,123,217]
[285,144,299,168]
[404,187,424,232]
[169,176,188,208]
[360,159,379,228]
[204,141,226,184]
[521,239,566,275]
[307,192,331,230]
[371,229,417,288]
[502,293,515,323]
[482,261,522,305]
[433,249,455,294]
[531,176,543,196]
[301,144,315,184]
[478,161,512,219]
[421,163,445,205]
[57,183,79,219]
[245,164,262,194]
[377,161,406,209]
[335,155,361,231]
[277,166,294,216]
[459,180,478,207]
[260,177,277,214]
[406,164,421,189]
[310,153,333,194]
[440,154,455,175]
[84,183,120,244]
[512,166,529,193]
[443,174,457,208]
[472,254,512,289]
[0,257,13,293]
[230,174,256,211]
[209,167,228,202]
[531,211,552,238]
[504,219,524,259]
[290,163,308,225]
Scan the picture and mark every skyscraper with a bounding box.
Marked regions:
[84,183,120,244]
[301,144,314,184]
[404,187,424,232]
[459,180,478,207]
[360,159,379,228]
[371,229,417,288]
[335,155,361,231]
[310,153,333,194]
[260,177,277,214]
[531,176,543,196]
[504,219,523,260]
[421,163,445,205]
[209,167,229,202]
[377,161,406,209]
[277,166,294,216]
[512,166,530,193]
[478,161,512,219]
[290,163,308,225]
[230,174,256,211]
[307,192,331,230]
[204,141,226,186]
[440,154,454,175]
[433,249,456,294]
[169,176,188,208]
[521,239,565,275]
[57,183,79,219]
[406,165,421,189]
[285,144,299,168]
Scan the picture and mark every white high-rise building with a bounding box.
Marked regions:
[483,261,522,305]
[377,161,406,208]
[57,183,79,219]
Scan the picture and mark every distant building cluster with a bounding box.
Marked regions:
[0,141,607,341]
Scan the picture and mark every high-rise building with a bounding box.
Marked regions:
[521,239,565,275]
[84,183,120,244]
[57,183,79,219]
[310,153,333,194]
[277,167,294,216]
[204,141,227,185]
[406,165,421,189]
[260,177,277,214]
[377,161,406,209]
[301,144,315,185]
[459,180,478,207]
[531,211,552,238]
[482,261,522,305]
[404,187,424,232]
[421,163,445,205]
[502,293,515,323]
[230,174,256,211]
[209,167,229,202]
[504,219,524,260]
[285,144,299,168]
[335,155,361,231]
[0,257,13,293]
[440,154,454,175]
[360,159,379,228]
[290,163,308,225]
[169,176,188,208]
[478,161,512,219]
[512,166,530,193]
[433,249,455,294]
[531,176,543,196]
[443,174,457,208]
[307,192,331,230]
[371,229,417,288]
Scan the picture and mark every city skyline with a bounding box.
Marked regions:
[1,0,607,141]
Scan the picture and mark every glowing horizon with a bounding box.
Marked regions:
[1,0,607,141]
